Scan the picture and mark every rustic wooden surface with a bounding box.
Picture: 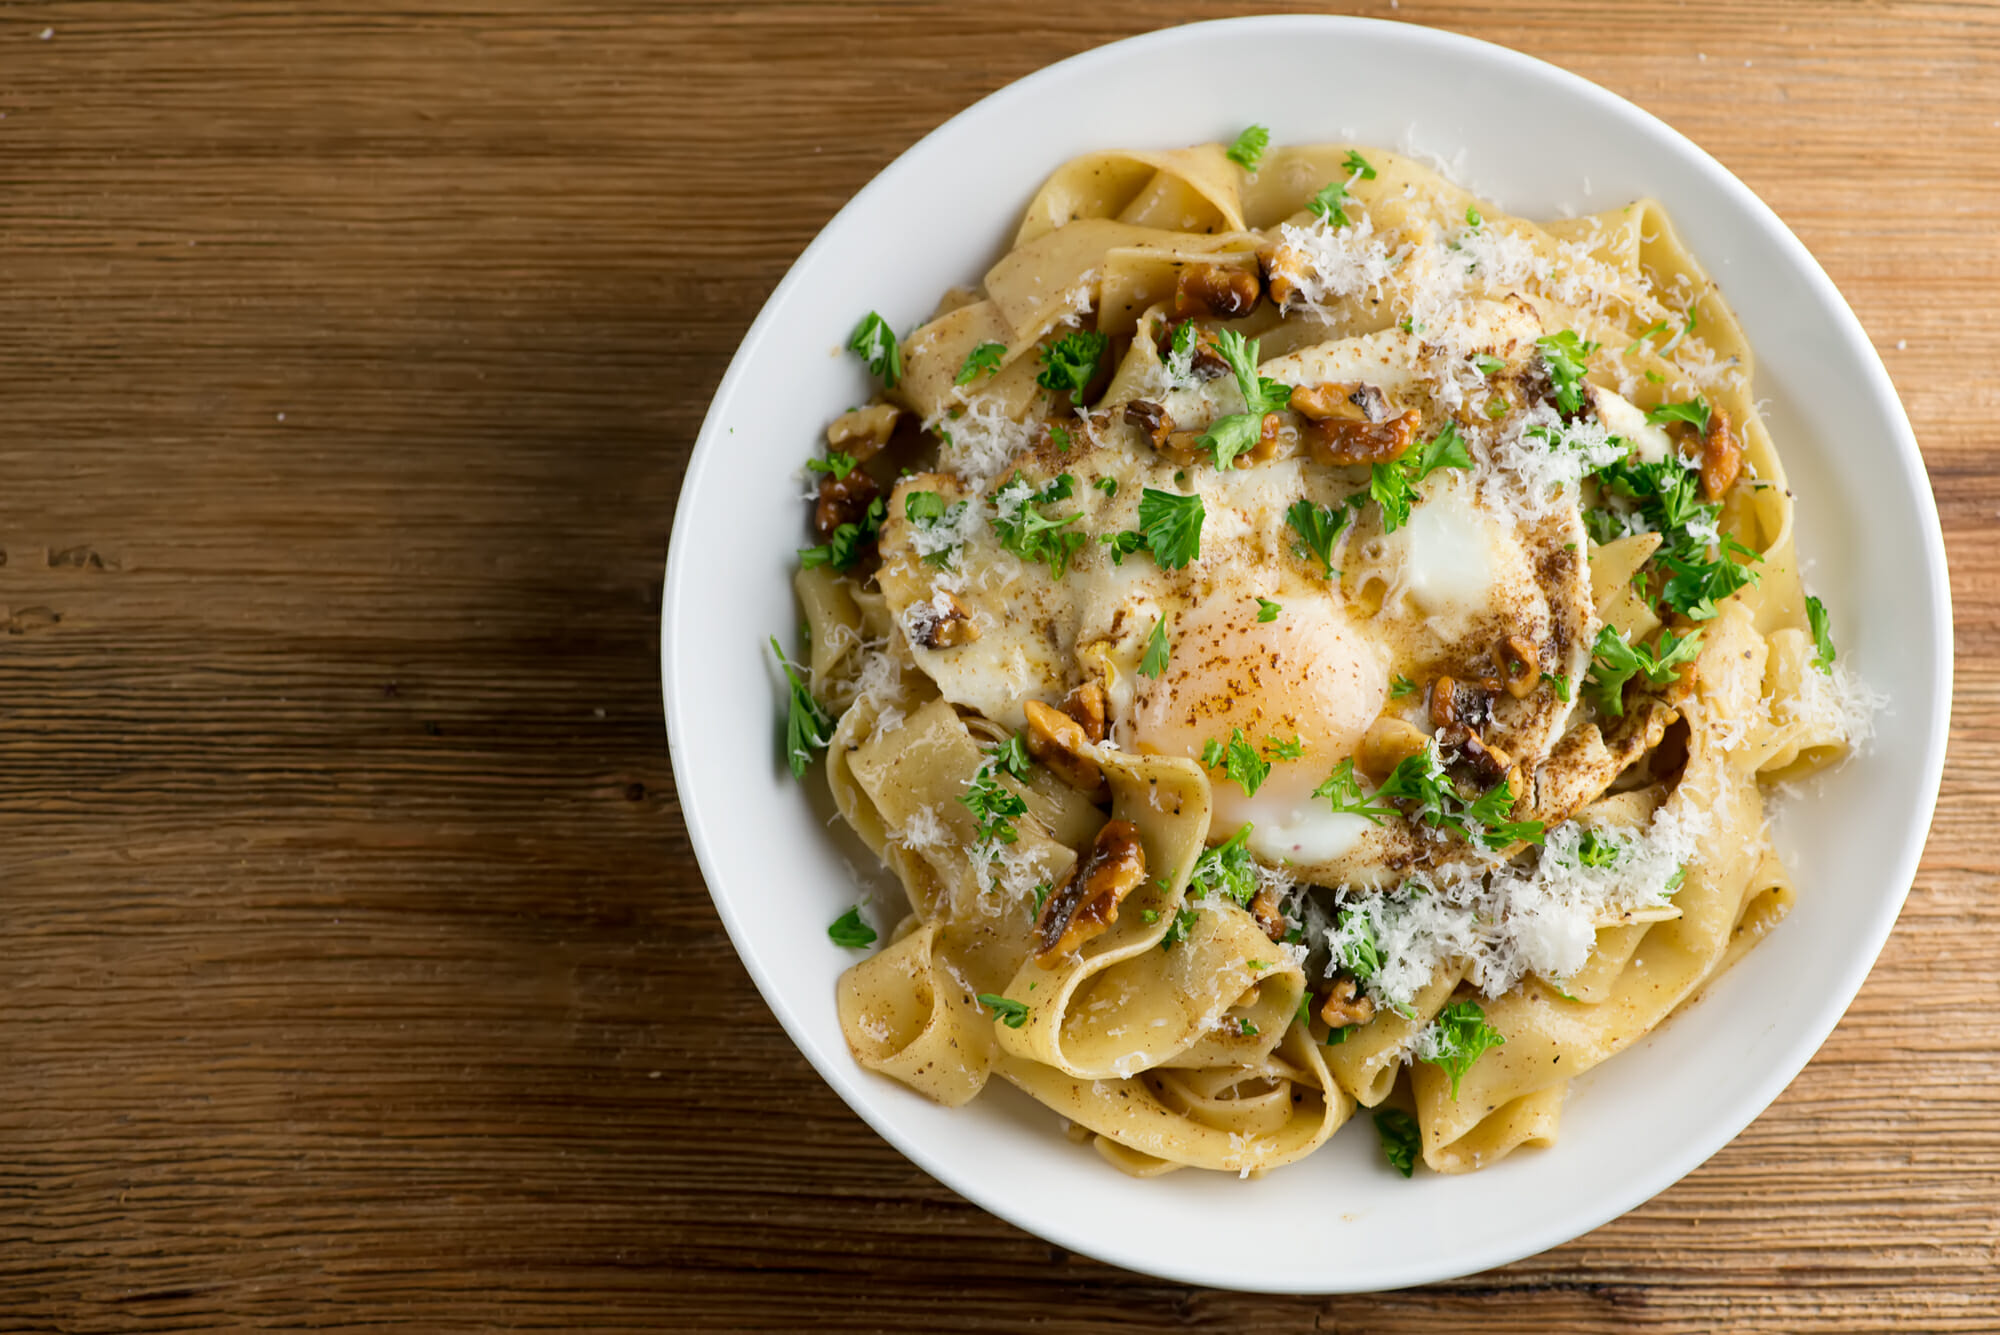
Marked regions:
[0,1,1992,1330]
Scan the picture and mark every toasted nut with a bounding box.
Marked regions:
[1299,410,1419,466]
[1023,699,1109,802]
[1289,381,1389,423]
[1034,820,1147,960]
[1358,717,1429,780]
[1260,243,1309,310]
[906,593,979,650]
[1173,263,1262,320]
[1158,428,1209,465]
[826,402,902,461]
[1430,675,1460,732]
[1318,974,1376,1030]
[1498,635,1542,699]
[1060,680,1108,743]
[1454,732,1514,790]
[1249,886,1288,942]
[1430,676,1493,737]
[1124,399,1175,449]
[1701,407,1743,501]
[814,468,881,539]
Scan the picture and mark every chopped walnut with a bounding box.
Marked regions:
[1124,399,1175,450]
[814,468,881,539]
[825,403,901,461]
[1060,680,1108,743]
[1701,407,1743,501]
[1290,384,1419,466]
[906,593,978,650]
[1023,699,1109,802]
[1034,820,1147,961]
[1260,243,1309,310]
[1157,428,1209,466]
[1429,676,1495,737]
[1249,886,1287,943]
[1454,731,1515,791]
[1497,635,1542,699]
[1358,717,1429,780]
[1173,262,1262,320]
[1318,975,1376,1030]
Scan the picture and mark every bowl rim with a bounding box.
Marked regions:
[662,13,1952,1292]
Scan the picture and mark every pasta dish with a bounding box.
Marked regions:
[770,133,1874,1178]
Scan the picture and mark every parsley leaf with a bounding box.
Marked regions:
[1464,204,1484,230]
[1094,476,1118,497]
[1656,543,1759,621]
[1256,597,1282,623]
[1198,412,1267,472]
[1375,743,1543,847]
[1140,617,1171,678]
[770,636,835,779]
[960,758,1028,845]
[1312,759,1397,825]
[1576,828,1620,868]
[1285,497,1348,579]
[1162,905,1199,948]
[1805,595,1836,671]
[1335,904,1383,978]
[1036,331,1108,396]
[1309,179,1355,227]
[1134,487,1205,570]
[1584,625,1703,718]
[1646,397,1713,434]
[827,906,877,948]
[1472,353,1506,376]
[1189,823,1257,905]
[991,473,1086,579]
[977,993,1031,1028]
[1265,734,1305,761]
[1215,330,1293,415]
[1369,422,1473,533]
[1342,149,1377,180]
[846,311,902,387]
[1374,1108,1422,1177]
[1238,1018,1259,1036]
[985,733,1032,781]
[799,494,886,571]
[1226,124,1270,170]
[1624,319,1672,356]
[904,490,967,566]
[1535,330,1599,415]
[1203,729,1270,799]
[807,451,859,480]
[1461,777,1545,848]
[1389,675,1416,698]
[1541,671,1573,702]
[1419,999,1507,1099]
[955,340,1006,385]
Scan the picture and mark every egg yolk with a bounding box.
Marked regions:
[1131,590,1388,831]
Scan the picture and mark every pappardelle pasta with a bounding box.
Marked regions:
[775,132,1875,1179]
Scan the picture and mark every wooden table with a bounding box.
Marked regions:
[1,3,1992,1329]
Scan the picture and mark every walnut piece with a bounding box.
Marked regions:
[1259,243,1309,310]
[1701,407,1743,501]
[1497,634,1542,699]
[1060,680,1108,743]
[1034,820,1147,961]
[1023,699,1109,802]
[1290,382,1418,465]
[906,593,978,650]
[825,403,901,461]
[1249,886,1287,943]
[1318,974,1376,1030]
[1172,263,1262,320]
[1358,717,1429,780]
[813,468,881,539]
[1124,399,1175,450]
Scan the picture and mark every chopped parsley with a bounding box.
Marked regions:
[985,733,1032,780]
[1049,424,1071,453]
[991,472,1086,579]
[1592,454,1761,619]
[1576,828,1620,868]
[1473,353,1506,376]
[798,494,885,571]
[1035,330,1108,396]
[1161,905,1200,948]
[1188,823,1257,905]
[1368,421,1474,533]
[827,906,877,948]
[1107,487,1205,570]
[955,340,1006,385]
[1094,476,1119,497]
[1312,758,1397,825]
[1541,671,1573,702]
[1535,329,1598,415]
[1420,999,1507,1099]
[1464,204,1484,230]
[1140,617,1171,678]
[1374,1108,1422,1177]
[1198,330,1291,470]
[1238,1018,1259,1036]
[904,490,967,566]
[846,311,902,387]
[806,450,859,480]
[1376,744,1545,848]
[1584,625,1703,718]
[1256,597,1282,623]
[1265,733,1305,761]
[1225,124,1270,170]
[1646,397,1712,434]
[1284,497,1348,579]
[977,993,1031,1028]
[1309,179,1356,227]
[1202,729,1270,799]
[1806,595,1836,672]
[770,636,835,779]
[1335,905,1383,978]
[1624,319,1672,356]
[1342,149,1377,179]
[959,752,1029,845]
[1389,675,1416,698]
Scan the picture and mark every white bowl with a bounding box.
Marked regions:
[661,15,1950,1292]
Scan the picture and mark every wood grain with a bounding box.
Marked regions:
[0,2,1993,1330]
